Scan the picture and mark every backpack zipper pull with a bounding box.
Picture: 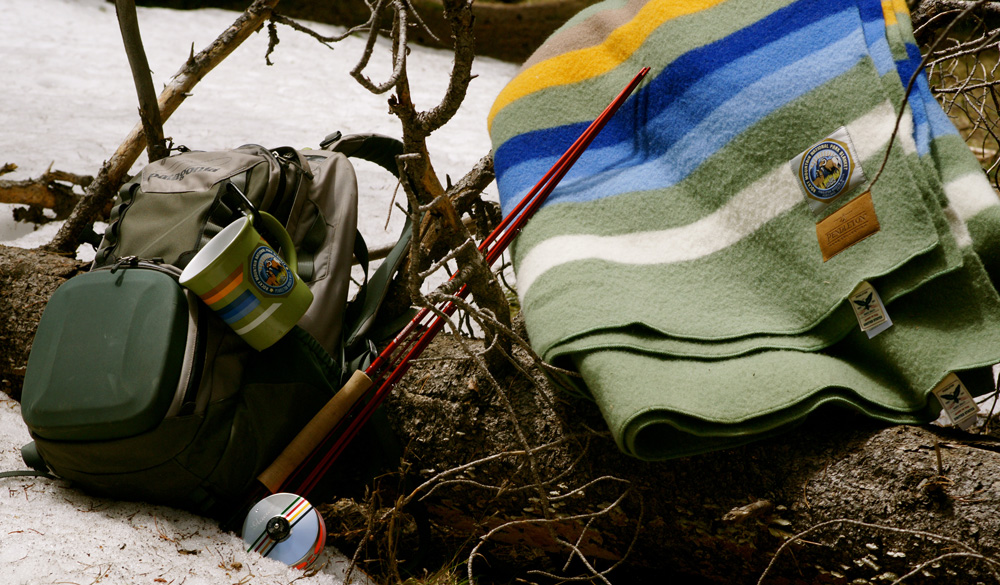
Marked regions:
[110,255,139,273]
[109,256,165,273]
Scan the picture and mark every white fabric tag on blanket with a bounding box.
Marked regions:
[849,281,892,338]
[932,373,980,431]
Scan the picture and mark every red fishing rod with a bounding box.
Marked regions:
[238,66,650,525]
[354,66,651,386]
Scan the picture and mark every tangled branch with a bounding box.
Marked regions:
[920,0,1000,182]
[44,0,284,255]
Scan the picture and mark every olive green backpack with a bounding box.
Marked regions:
[12,133,410,519]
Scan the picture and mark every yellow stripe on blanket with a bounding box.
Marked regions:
[892,0,911,21]
[881,0,912,27]
[880,0,897,26]
[487,0,724,130]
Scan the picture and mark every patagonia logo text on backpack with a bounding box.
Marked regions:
[147,165,221,181]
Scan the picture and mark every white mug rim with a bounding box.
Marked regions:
[178,216,251,284]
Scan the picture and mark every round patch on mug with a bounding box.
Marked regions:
[799,138,853,201]
[250,246,294,296]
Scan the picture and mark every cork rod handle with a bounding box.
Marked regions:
[257,370,372,493]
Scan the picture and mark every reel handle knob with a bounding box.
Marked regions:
[266,516,292,542]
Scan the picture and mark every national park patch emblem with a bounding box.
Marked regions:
[791,126,867,213]
[250,245,294,296]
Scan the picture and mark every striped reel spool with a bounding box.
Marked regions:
[242,493,326,570]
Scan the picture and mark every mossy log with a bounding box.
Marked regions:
[0,245,85,399]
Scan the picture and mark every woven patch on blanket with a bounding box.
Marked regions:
[791,125,868,213]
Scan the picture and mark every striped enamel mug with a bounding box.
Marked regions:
[179,212,313,350]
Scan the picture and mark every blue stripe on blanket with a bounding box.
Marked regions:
[857,0,893,75]
[914,80,933,156]
[495,0,856,211]
[496,0,840,180]
[494,0,872,213]
[496,23,867,213]
[900,41,960,142]
[854,0,932,155]
[922,77,958,140]
[895,43,933,155]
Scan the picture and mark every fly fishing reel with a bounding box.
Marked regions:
[242,493,325,570]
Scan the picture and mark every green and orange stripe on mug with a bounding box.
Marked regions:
[180,210,311,351]
[198,254,281,336]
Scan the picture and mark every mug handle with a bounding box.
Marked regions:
[224,183,298,274]
[257,211,298,274]
[226,182,264,232]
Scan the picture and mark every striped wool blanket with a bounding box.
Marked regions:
[489,0,1000,459]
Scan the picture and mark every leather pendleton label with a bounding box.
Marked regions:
[815,190,880,261]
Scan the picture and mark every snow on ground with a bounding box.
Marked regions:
[0,0,518,583]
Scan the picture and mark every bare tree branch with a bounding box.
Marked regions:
[115,0,169,163]
[921,0,1000,189]
[350,0,409,94]
[913,0,1000,35]
[0,167,92,220]
[414,0,477,137]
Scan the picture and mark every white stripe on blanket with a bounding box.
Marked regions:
[944,172,1000,223]
[943,205,974,249]
[516,100,914,297]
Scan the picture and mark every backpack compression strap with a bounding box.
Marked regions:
[0,442,56,480]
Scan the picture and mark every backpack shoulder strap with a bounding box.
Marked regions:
[343,216,412,352]
[321,132,414,356]
[0,442,56,480]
